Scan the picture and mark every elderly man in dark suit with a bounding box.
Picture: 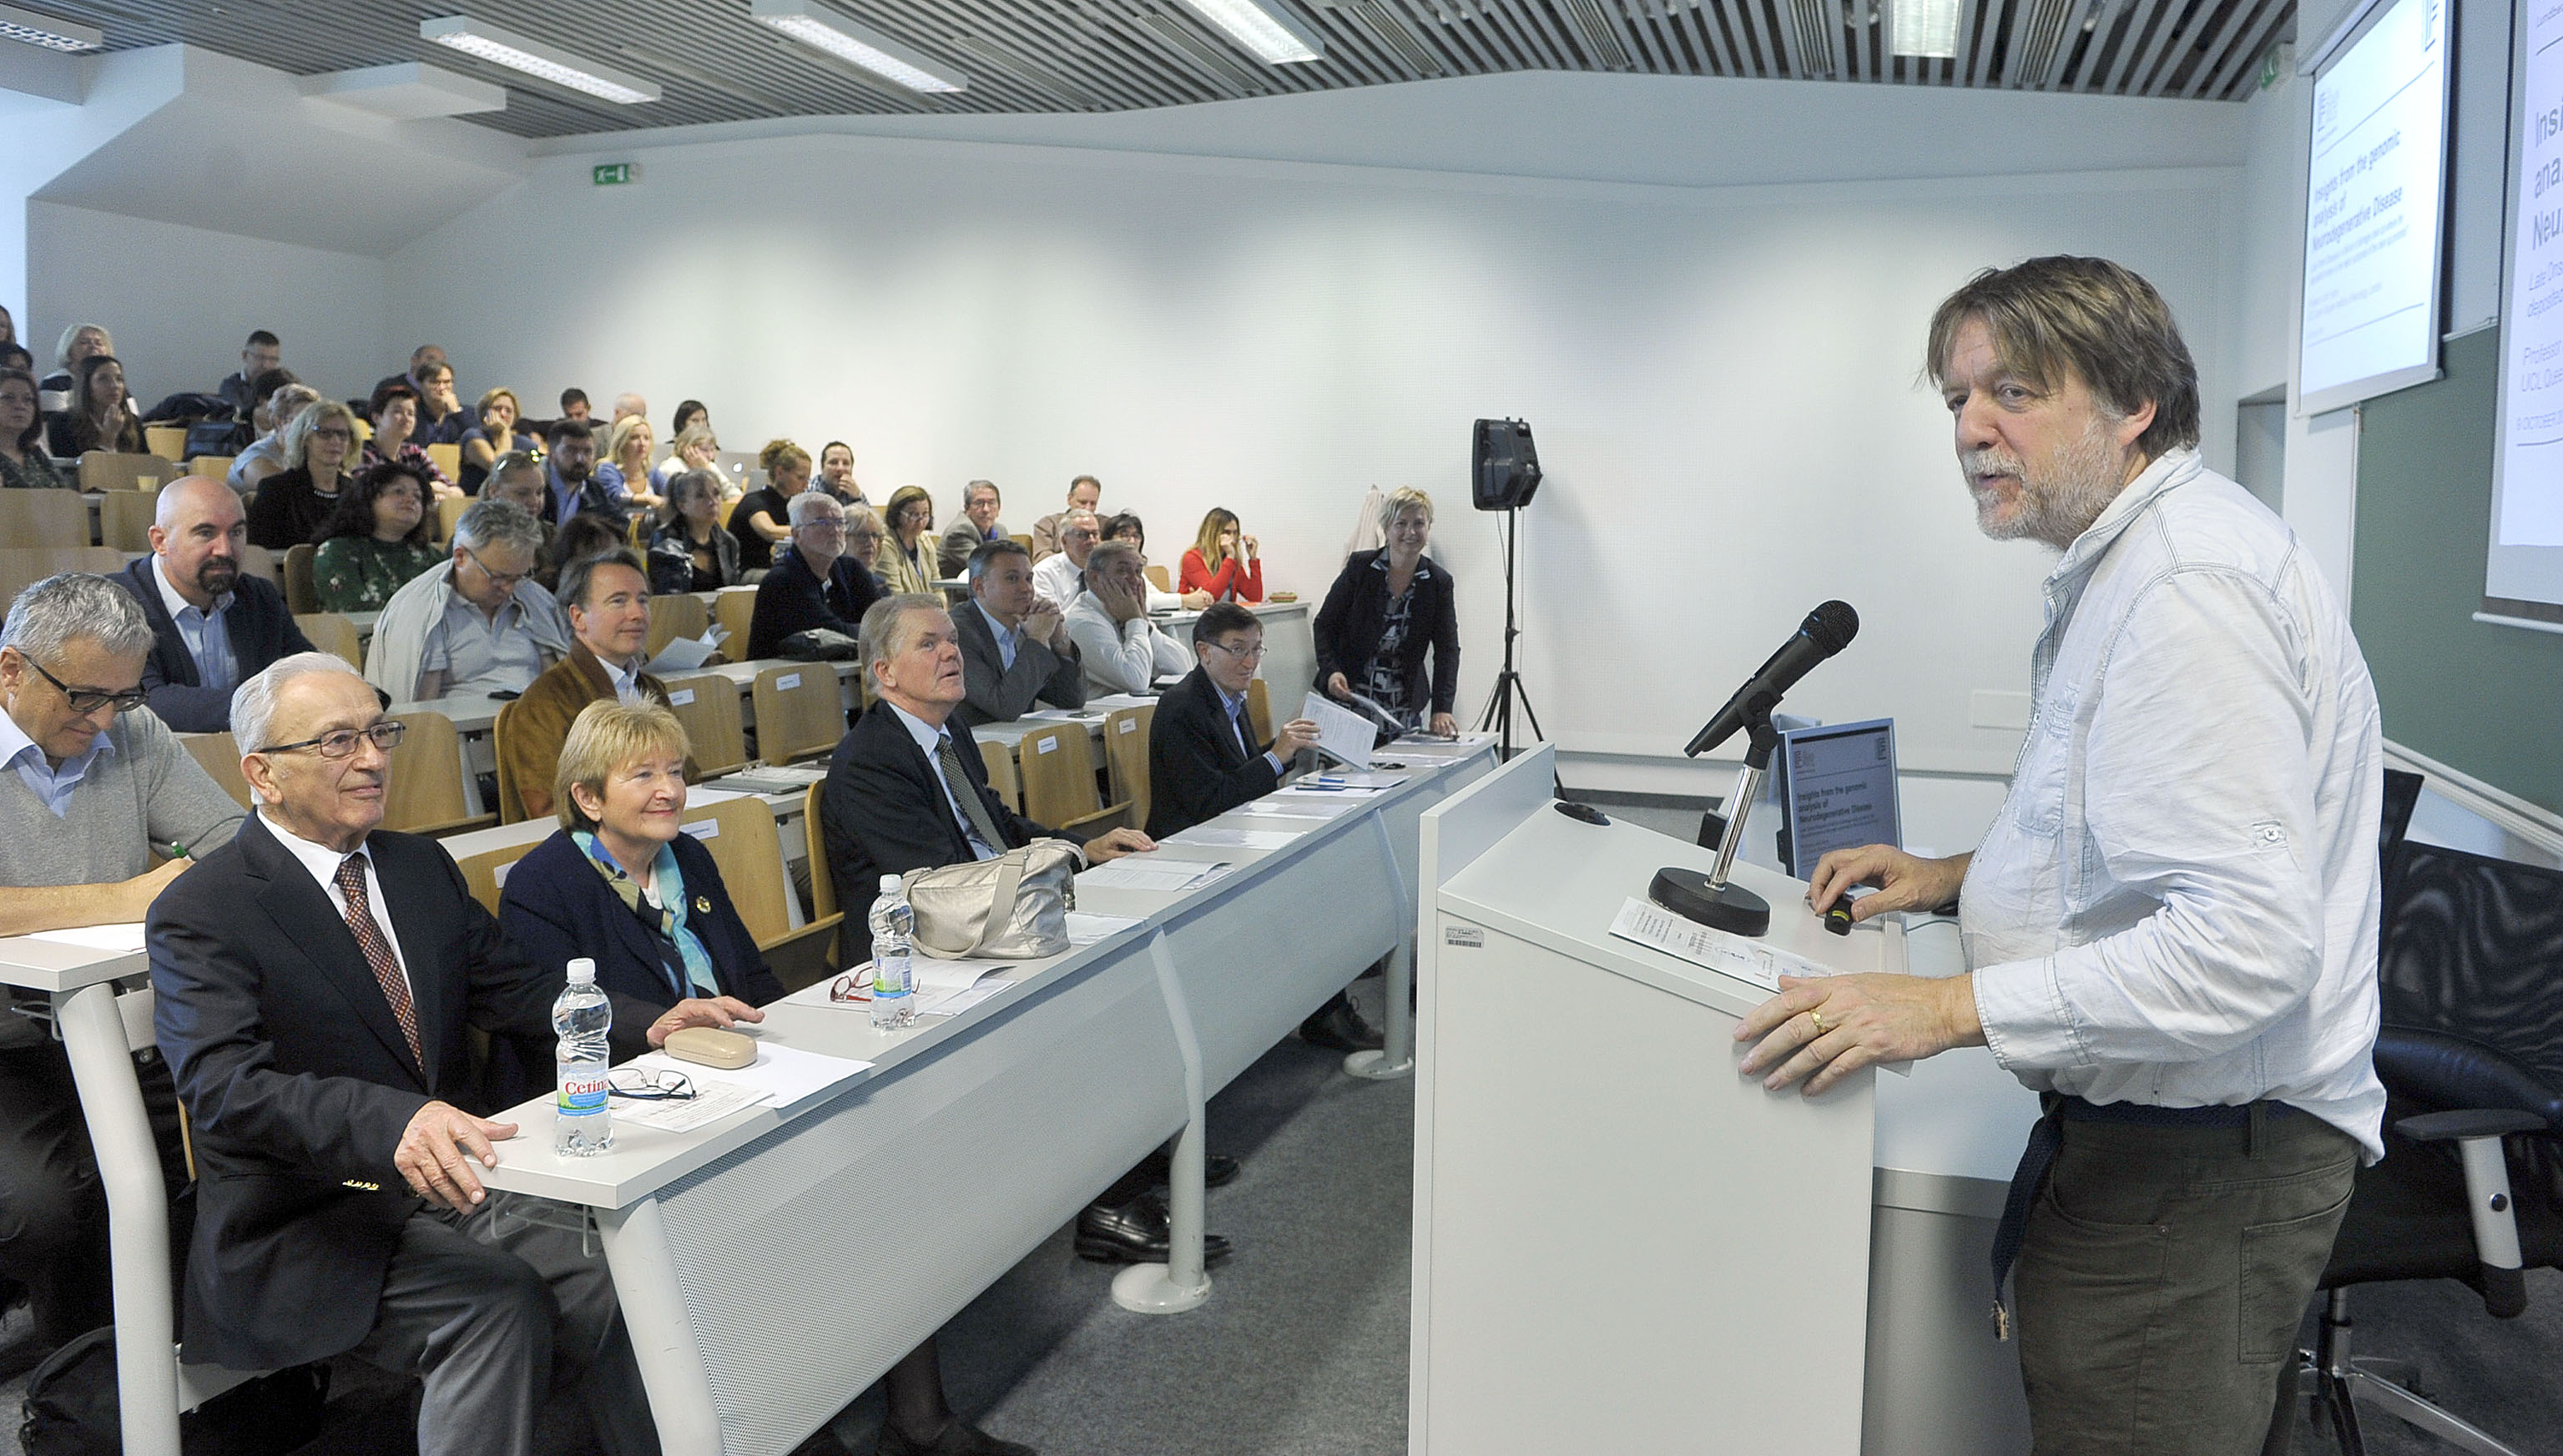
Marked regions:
[149,652,661,1456]
[952,538,1082,728]
[112,477,315,733]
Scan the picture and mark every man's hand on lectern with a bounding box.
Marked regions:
[1804,844,1970,922]
[1734,973,1985,1096]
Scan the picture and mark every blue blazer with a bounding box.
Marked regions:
[497,829,787,1023]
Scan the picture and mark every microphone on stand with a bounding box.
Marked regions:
[1654,602,1860,937]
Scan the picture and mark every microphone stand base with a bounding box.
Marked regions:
[1650,869,1771,938]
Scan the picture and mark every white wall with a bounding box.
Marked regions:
[391,81,2246,783]
[27,201,391,409]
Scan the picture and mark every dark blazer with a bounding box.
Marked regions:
[148,814,562,1371]
[749,544,882,659]
[1313,549,1461,718]
[1147,665,1280,839]
[113,556,317,733]
[821,702,1056,963]
[952,597,1085,727]
[244,466,339,550]
[498,829,786,1025]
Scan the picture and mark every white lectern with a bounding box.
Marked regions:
[1409,745,2041,1455]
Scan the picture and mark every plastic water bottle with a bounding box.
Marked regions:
[553,957,613,1156]
[870,874,916,1031]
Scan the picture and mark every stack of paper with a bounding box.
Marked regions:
[1300,693,1380,768]
[1166,825,1300,850]
[613,1037,870,1131]
[645,626,730,676]
[1064,911,1144,945]
[1605,898,1832,992]
[1080,858,1232,893]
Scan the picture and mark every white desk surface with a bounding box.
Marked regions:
[0,936,145,995]
[478,737,1493,1209]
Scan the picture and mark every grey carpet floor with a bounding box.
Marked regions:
[3,970,2557,1455]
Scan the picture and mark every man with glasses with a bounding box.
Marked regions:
[0,573,242,1358]
[366,500,572,703]
[747,491,882,660]
[953,538,1082,727]
[1031,508,1101,611]
[938,479,1012,577]
[150,653,660,1456]
[111,477,315,732]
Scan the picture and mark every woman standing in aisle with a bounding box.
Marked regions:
[1179,507,1264,603]
[1314,487,1459,737]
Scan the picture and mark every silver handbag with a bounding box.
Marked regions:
[902,841,1082,960]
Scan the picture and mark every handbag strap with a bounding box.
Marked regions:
[966,849,1032,958]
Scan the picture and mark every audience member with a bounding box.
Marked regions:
[1315,486,1460,737]
[1065,542,1193,697]
[876,486,940,597]
[1145,603,1318,839]
[414,360,470,446]
[501,550,687,821]
[558,387,592,423]
[39,323,111,406]
[599,416,665,513]
[0,574,240,1356]
[479,450,558,557]
[149,653,661,1456]
[214,329,280,417]
[1104,513,1210,610]
[0,302,12,349]
[361,381,460,499]
[0,343,31,375]
[114,478,315,732]
[546,420,628,526]
[46,353,147,457]
[1029,475,1102,561]
[669,399,709,440]
[731,440,813,572]
[818,440,866,506]
[371,343,445,403]
[1031,509,1101,609]
[313,462,443,614]
[748,492,881,659]
[0,366,69,491]
[1180,507,1265,604]
[611,392,647,426]
[226,377,315,493]
[654,423,721,497]
[938,479,1012,576]
[458,387,536,494]
[648,468,740,593]
[245,400,359,550]
[365,500,569,701]
[540,511,621,592]
[953,539,1082,727]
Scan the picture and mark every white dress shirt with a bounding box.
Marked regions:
[260,813,413,999]
[1032,552,1085,610]
[1962,451,2387,1160]
[1064,591,1194,697]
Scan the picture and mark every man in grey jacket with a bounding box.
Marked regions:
[953,539,1083,727]
[0,572,243,1352]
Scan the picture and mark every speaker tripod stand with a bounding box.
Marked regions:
[1475,503,1542,760]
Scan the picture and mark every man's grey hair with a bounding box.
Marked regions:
[860,593,948,669]
[1062,508,1101,533]
[1085,540,1140,577]
[452,499,545,556]
[230,652,364,762]
[963,479,1000,507]
[612,392,646,418]
[1,574,154,664]
[789,491,845,528]
[966,537,1032,585]
[487,451,545,491]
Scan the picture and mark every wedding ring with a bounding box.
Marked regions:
[1809,1010,1827,1035]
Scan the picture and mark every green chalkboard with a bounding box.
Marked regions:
[2352,325,2563,814]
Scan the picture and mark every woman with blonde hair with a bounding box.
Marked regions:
[653,421,722,496]
[246,399,361,549]
[874,485,940,597]
[1179,506,1264,603]
[728,438,812,573]
[1314,486,1459,737]
[598,413,663,511]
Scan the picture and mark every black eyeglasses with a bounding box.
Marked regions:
[608,1068,696,1101]
[259,720,406,760]
[23,657,146,715]
[459,547,530,589]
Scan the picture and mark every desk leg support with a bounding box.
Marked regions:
[1114,934,1213,1315]
[598,1198,724,1455]
[56,985,182,1456]
[1346,813,1415,1081]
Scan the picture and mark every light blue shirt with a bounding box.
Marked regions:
[975,602,1019,672]
[152,558,236,694]
[0,709,114,819]
[602,652,645,703]
[885,702,999,861]
[1215,680,1285,776]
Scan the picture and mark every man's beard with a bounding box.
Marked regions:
[1961,418,2128,550]
[194,559,239,597]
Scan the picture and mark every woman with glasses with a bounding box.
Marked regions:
[312,462,443,613]
[45,353,147,458]
[648,467,740,593]
[1314,486,1460,738]
[457,387,537,495]
[875,485,940,597]
[1179,507,1265,604]
[0,366,70,491]
[246,400,361,550]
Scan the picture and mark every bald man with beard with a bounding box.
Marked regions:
[111,477,315,733]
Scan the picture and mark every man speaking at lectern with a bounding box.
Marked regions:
[1733,256,2384,1455]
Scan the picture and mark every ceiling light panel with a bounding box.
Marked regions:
[751,0,966,93]
[1175,0,1326,63]
[1890,0,1962,55]
[419,16,663,103]
[0,2,102,52]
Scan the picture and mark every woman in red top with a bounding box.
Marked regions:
[1179,507,1265,603]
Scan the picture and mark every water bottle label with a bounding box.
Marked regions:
[558,1069,610,1118]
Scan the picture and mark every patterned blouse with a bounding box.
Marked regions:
[0,450,72,491]
[312,536,444,614]
[1360,554,1435,726]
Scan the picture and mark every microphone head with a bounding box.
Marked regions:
[1803,600,1859,656]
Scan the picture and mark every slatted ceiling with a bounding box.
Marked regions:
[30,0,2290,132]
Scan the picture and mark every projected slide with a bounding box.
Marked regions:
[2499,0,2563,554]
[2298,0,2448,416]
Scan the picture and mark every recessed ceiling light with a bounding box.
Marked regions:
[0,3,103,53]
[419,15,662,103]
[751,0,966,93]
[1889,0,1960,56]
[1175,0,1324,64]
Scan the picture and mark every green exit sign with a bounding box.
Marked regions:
[592,163,634,186]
